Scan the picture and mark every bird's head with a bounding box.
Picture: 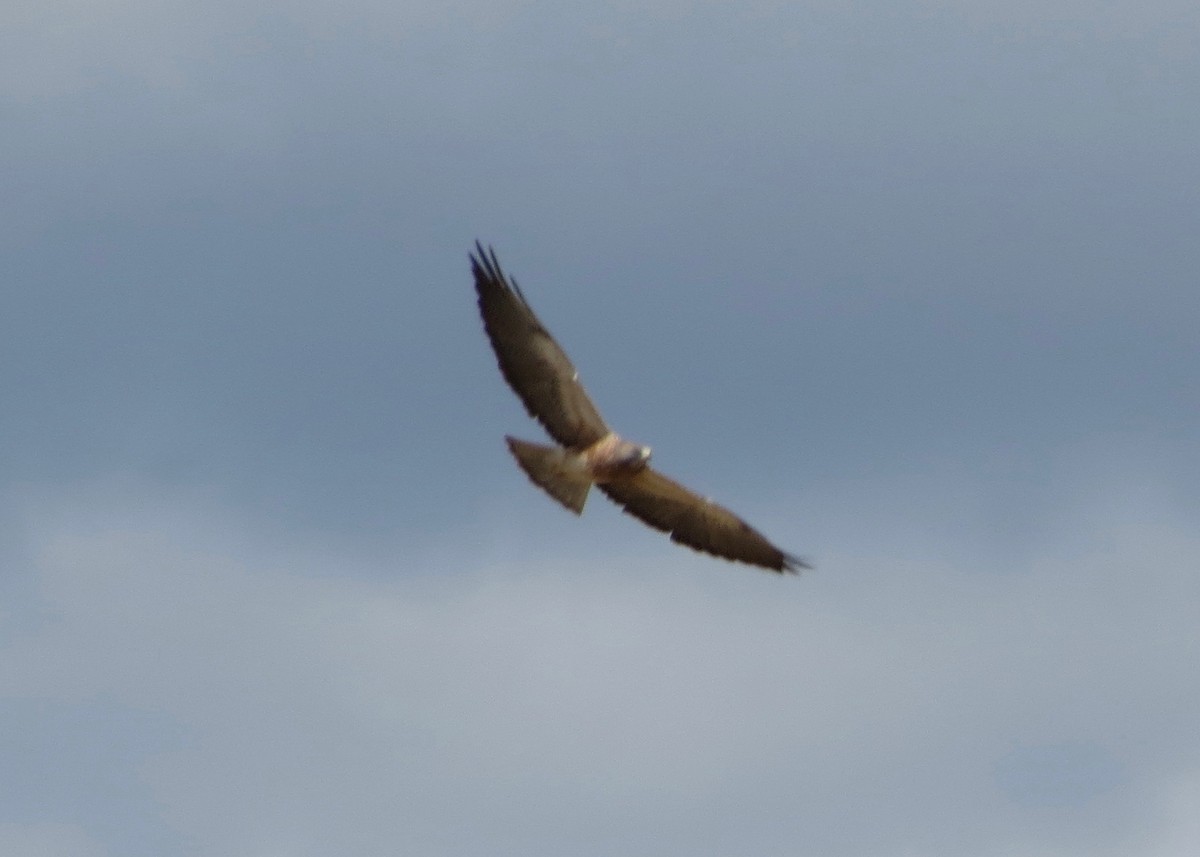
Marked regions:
[613,440,652,472]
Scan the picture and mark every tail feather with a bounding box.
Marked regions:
[505,436,592,515]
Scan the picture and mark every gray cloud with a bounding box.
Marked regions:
[3,1,1198,854]
[0,821,102,857]
[3,463,1198,855]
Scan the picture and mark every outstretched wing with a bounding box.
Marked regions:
[472,242,609,449]
[600,469,808,573]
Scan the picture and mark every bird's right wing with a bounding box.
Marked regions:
[472,243,610,449]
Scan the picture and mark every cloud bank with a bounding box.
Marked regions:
[3,459,1197,856]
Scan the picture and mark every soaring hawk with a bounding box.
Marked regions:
[473,243,807,574]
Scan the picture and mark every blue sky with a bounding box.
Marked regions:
[3,2,1199,855]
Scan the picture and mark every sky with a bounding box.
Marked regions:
[2,1,1199,855]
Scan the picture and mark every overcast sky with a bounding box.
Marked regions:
[3,2,1199,855]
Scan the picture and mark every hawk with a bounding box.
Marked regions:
[472,242,808,574]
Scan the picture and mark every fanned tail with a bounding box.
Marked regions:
[505,436,592,515]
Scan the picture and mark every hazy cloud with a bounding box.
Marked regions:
[4,464,1197,855]
[3,1,1198,854]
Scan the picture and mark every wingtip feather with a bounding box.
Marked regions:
[471,241,528,306]
[780,553,812,574]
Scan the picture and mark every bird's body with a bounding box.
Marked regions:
[580,432,652,482]
[472,242,808,574]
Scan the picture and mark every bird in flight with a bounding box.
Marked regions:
[472,242,808,574]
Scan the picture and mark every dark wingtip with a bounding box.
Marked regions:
[780,553,812,574]
[470,241,528,305]
[469,240,494,279]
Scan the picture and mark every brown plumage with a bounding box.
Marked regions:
[472,242,808,574]
[472,245,608,450]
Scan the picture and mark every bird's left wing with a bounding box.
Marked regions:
[599,469,807,573]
